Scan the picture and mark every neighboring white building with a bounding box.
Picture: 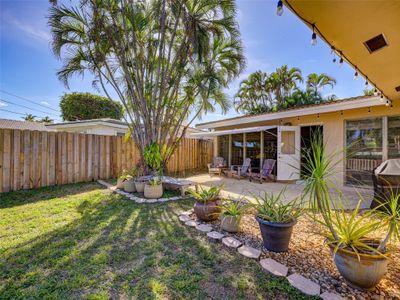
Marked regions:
[46,118,205,137]
[46,118,128,136]
[0,118,56,131]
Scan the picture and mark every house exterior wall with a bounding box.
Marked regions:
[214,105,400,187]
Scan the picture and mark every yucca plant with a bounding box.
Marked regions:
[252,188,303,223]
[220,197,250,217]
[189,186,222,204]
[147,178,162,186]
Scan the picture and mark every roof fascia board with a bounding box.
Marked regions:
[48,121,128,130]
[197,96,382,129]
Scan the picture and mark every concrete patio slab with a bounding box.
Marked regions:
[184,174,373,209]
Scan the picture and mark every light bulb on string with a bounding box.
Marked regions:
[373,88,378,96]
[276,0,283,16]
[332,55,337,63]
[380,94,385,102]
[330,46,335,55]
[354,70,358,80]
[365,77,369,87]
[386,100,390,107]
[339,56,344,67]
[311,25,317,46]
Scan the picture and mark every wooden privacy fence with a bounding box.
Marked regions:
[0,129,213,193]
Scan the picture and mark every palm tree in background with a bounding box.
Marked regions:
[23,114,36,122]
[270,65,303,107]
[40,116,54,124]
[306,73,336,98]
[234,71,272,114]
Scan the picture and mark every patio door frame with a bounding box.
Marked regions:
[277,125,301,181]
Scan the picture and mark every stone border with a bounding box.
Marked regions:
[97,180,191,204]
[178,210,344,299]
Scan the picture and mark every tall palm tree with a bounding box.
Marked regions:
[234,71,272,114]
[49,0,245,168]
[23,114,36,122]
[306,73,336,98]
[270,65,303,107]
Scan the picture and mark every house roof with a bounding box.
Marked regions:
[47,118,127,127]
[284,0,400,102]
[196,95,385,129]
[0,118,56,131]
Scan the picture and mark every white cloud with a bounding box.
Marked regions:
[2,13,50,44]
[0,101,7,107]
[40,101,51,106]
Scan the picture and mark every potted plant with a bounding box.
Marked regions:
[134,165,145,193]
[189,186,222,221]
[252,188,302,252]
[121,167,137,193]
[144,177,163,199]
[302,133,400,290]
[219,198,249,232]
[117,169,128,189]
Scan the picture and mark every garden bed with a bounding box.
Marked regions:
[186,212,400,299]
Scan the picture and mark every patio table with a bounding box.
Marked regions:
[162,176,198,196]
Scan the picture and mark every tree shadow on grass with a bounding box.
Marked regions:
[0,187,314,300]
[0,182,103,209]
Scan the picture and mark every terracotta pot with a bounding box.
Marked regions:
[117,178,125,189]
[135,181,145,193]
[329,242,388,290]
[220,215,241,232]
[256,216,296,252]
[144,184,163,199]
[123,179,136,192]
[194,200,221,221]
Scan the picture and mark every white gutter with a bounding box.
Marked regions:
[47,121,128,130]
[196,96,383,129]
[188,125,277,138]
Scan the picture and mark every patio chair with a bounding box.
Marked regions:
[249,159,276,183]
[207,156,226,176]
[230,158,251,180]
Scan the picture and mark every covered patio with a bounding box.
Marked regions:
[185,173,373,209]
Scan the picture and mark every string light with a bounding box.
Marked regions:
[365,77,369,87]
[380,94,385,102]
[317,113,320,118]
[354,70,358,80]
[276,0,283,16]
[368,107,371,113]
[339,55,344,67]
[330,46,335,55]
[373,88,378,96]
[340,111,343,116]
[332,55,337,63]
[386,100,390,107]
[311,25,317,46]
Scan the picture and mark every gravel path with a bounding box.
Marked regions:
[189,213,400,299]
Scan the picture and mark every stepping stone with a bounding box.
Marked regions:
[222,237,242,249]
[179,215,191,222]
[320,292,344,300]
[185,220,198,227]
[237,245,261,260]
[259,258,288,277]
[207,231,225,241]
[180,209,194,216]
[146,199,158,203]
[196,224,213,233]
[287,273,320,296]
[158,198,168,202]
[135,198,145,204]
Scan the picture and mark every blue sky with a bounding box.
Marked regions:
[0,0,367,124]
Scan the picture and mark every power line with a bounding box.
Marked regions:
[0,108,61,121]
[0,89,60,113]
[0,98,60,118]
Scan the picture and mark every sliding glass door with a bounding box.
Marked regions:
[388,116,400,159]
[246,132,261,168]
[231,134,243,166]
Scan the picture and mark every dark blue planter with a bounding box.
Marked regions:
[256,216,297,252]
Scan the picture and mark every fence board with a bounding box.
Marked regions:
[0,128,213,192]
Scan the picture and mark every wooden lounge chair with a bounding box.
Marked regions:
[207,156,226,176]
[230,158,251,180]
[249,159,276,183]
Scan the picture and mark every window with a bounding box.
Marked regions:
[246,132,260,168]
[346,118,383,185]
[281,131,295,154]
[231,134,243,165]
[388,116,400,158]
[264,129,277,160]
[218,135,229,163]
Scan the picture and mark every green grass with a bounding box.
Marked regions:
[0,183,317,299]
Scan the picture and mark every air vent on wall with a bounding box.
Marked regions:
[395,86,400,92]
[364,34,388,53]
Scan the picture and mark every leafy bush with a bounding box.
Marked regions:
[147,178,162,186]
[143,142,163,175]
[60,92,124,121]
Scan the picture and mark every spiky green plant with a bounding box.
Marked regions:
[189,186,221,204]
[252,188,303,223]
[219,197,250,217]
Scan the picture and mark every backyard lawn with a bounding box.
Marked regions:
[0,182,314,300]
